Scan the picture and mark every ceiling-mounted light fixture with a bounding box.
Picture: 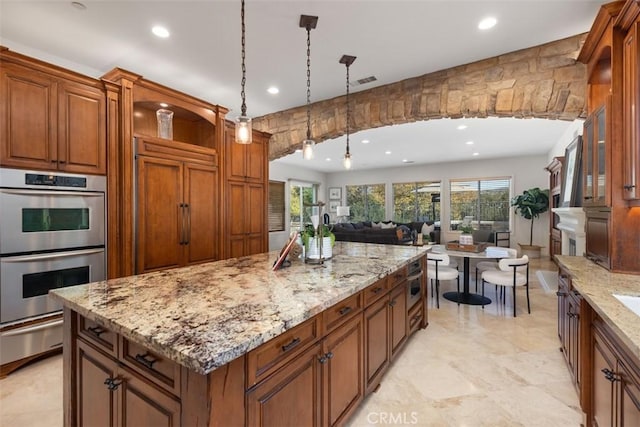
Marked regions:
[235,0,252,144]
[300,15,318,160]
[340,54,356,170]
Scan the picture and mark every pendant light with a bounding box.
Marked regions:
[235,0,252,144]
[340,55,356,169]
[300,15,318,160]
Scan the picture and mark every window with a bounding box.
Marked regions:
[290,182,317,231]
[345,184,385,222]
[268,181,285,232]
[392,181,441,223]
[449,178,511,231]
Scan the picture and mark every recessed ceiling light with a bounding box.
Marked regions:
[466,141,474,145]
[267,86,279,94]
[457,124,468,130]
[473,152,480,156]
[71,2,87,10]
[385,150,392,155]
[478,17,497,30]
[159,103,169,108]
[361,139,370,144]
[325,158,331,162]
[152,26,170,38]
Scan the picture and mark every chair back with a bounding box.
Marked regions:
[498,255,529,272]
[428,252,450,266]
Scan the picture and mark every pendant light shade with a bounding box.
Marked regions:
[300,15,318,159]
[235,0,252,144]
[340,55,356,170]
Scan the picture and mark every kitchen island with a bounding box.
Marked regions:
[50,242,429,426]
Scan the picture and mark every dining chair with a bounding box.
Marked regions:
[474,247,517,291]
[427,253,460,308]
[480,255,530,317]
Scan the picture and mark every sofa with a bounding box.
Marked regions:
[332,221,440,245]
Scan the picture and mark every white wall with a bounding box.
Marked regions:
[547,119,583,161]
[268,162,328,250]
[326,155,550,254]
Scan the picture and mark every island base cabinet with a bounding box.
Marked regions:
[77,340,180,427]
[246,342,322,427]
[389,282,408,359]
[364,295,390,394]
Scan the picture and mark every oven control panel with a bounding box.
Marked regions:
[25,173,87,188]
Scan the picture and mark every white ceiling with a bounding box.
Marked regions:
[0,0,603,172]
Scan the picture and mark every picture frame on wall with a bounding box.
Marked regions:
[329,187,342,200]
[329,200,340,213]
[560,135,583,207]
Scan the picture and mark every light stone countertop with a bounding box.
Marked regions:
[49,242,429,375]
[556,256,640,362]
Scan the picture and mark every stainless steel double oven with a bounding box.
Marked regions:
[0,168,106,369]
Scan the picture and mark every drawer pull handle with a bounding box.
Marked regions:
[339,306,352,316]
[601,368,620,382]
[135,352,157,369]
[318,354,327,364]
[88,326,106,337]
[281,337,301,353]
[556,291,567,297]
[104,377,123,391]
[624,184,636,191]
[372,287,383,294]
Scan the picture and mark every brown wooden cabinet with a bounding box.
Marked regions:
[363,294,390,394]
[224,121,269,258]
[76,339,181,427]
[389,281,408,359]
[135,137,219,273]
[583,103,610,207]
[591,317,640,427]
[546,156,564,260]
[0,57,106,175]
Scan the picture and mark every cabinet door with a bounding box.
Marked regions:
[58,81,106,174]
[226,127,247,180]
[567,293,581,384]
[618,358,640,427]
[227,181,248,258]
[557,274,569,357]
[389,282,407,359]
[246,135,265,182]
[245,183,266,256]
[595,104,608,205]
[119,365,181,427]
[0,63,57,170]
[593,327,616,427]
[136,156,184,273]
[184,163,218,264]
[247,342,322,427]
[623,23,640,201]
[76,340,118,427]
[584,115,595,204]
[322,315,364,427]
[364,296,389,394]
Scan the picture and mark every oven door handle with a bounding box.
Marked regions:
[1,319,63,336]
[407,271,423,282]
[0,189,104,197]
[2,248,105,262]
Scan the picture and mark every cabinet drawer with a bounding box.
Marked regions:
[121,338,182,397]
[247,315,321,388]
[408,302,423,335]
[77,315,118,357]
[323,293,363,333]
[388,265,408,287]
[363,277,389,306]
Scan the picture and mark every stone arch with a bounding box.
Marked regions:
[253,34,587,160]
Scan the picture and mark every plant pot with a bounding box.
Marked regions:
[306,237,332,261]
[518,244,543,259]
[459,233,474,245]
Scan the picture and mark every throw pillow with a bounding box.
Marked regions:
[342,222,355,230]
[396,228,403,240]
[381,222,396,229]
[372,221,382,229]
[353,222,365,230]
[422,222,435,235]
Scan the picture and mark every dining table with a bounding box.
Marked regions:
[431,244,506,306]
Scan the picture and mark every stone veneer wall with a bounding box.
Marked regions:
[253,34,587,161]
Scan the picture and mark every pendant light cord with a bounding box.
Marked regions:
[345,63,350,155]
[240,0,247,116]
[306,25,312,140]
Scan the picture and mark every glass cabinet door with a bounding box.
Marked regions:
[583,115,594,204]
[595,105,607,204]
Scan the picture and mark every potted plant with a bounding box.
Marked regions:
[301,224,335,260]
[457,224,474,245]
[511,187,549,258]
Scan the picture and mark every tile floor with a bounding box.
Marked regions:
[0,258,582,427]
